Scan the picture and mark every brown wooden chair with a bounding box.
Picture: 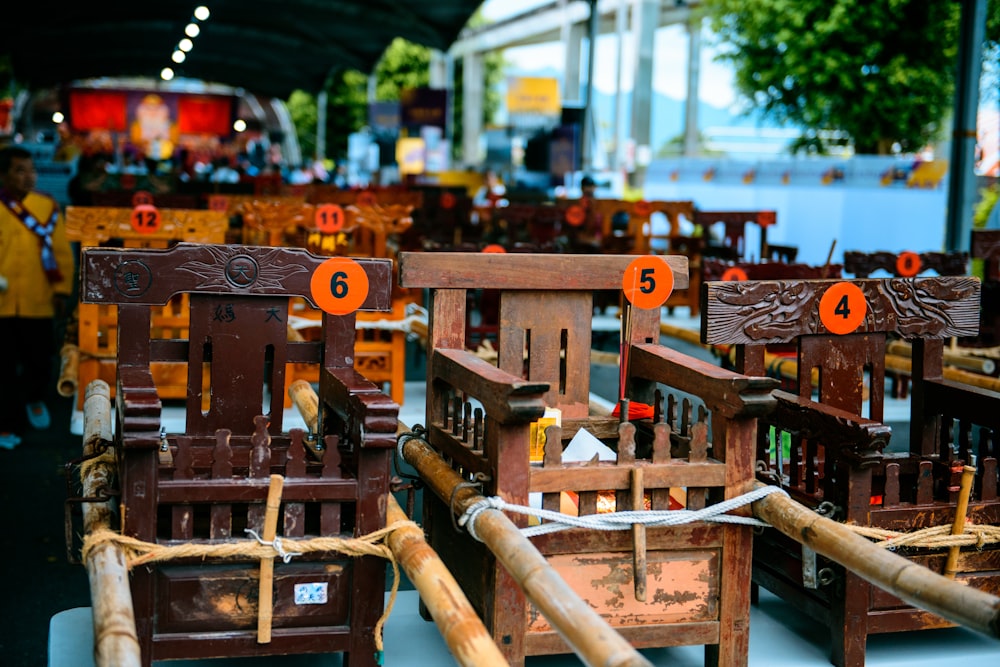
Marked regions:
[79,242,397,666]
[704,276,999,667]
[398,251,778,667]
[64,206,229,409]
[694,209,781,262]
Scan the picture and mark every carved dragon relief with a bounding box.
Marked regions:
[705,277,980,344]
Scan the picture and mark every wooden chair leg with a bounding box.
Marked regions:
[830,571,869,667]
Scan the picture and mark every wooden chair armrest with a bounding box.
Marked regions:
[768,390,890,467]
[117,366,162,449]
[321,367,399,449]
[919,378,1000,424]
[629,343,778,419]
[431,348,548,424]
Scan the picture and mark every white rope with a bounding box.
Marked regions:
[244,528,303,564]
[458,485,788,541]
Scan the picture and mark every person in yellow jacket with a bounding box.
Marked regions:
[0,146,75,448]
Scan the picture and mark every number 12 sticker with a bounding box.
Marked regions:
[310,257,369,315]
[131,205,161,234]
[819,282,867,334]
[622,256,674,310]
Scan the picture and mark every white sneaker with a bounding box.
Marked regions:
[26,402,51,430]
[0,432,21,449]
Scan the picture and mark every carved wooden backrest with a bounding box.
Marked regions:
[693,210,777,260]
[703,278,980,418]
[843,250,969,278]
[399,252,689,419]
[80,243,392,437]
[65,206,228,248]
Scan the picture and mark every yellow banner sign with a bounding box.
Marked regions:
[507,77,561,115]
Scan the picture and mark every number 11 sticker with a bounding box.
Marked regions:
[623,256,674,310]
[819,282,867,334]
[310,257,369,315]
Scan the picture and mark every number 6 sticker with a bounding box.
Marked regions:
[819,282,867,335]
[622,256,674,310]
[310,257,369,315]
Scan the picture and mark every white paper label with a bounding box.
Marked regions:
[294,582,328,605]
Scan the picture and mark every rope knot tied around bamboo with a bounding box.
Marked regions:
[244,529,303,564]
[458,485,789,541]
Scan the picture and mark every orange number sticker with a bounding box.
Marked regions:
[310,257,369,315]
[565,204,586,227]
[131,190,154,207]
[896,251,921,277]
[819,282,867,335]
[315,204,345,233]
[130,205,161,234]
[439,192,457,209]
[633,200,652,217]
[207,195,229,212]
[722,267,748,281]
[481,244,506,253]
[355,191,377,207]
[622,256,675,310]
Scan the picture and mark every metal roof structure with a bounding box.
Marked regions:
[3,1,485,98]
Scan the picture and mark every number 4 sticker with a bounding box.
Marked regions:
[310,257,369,315]
[819,282,867,335]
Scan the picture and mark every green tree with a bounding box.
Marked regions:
[374,38,432,101]
[324,69,368,159]
[286,90,319,161]
[286,9,505,165]
[704,0,999,155]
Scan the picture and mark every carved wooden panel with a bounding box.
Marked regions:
[81,243,392,311]
[703,277,981,344]
[843,250,969,277]
[65,207,228,246]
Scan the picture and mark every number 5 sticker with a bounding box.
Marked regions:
[310,257,369,315]
[622,256,674,310]
[819,282,867,335]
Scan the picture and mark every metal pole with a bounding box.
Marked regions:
[945,0,987,252]
[316,90,327,162]
[582,0,599,172]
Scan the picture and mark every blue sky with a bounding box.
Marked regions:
[478,0,739,109]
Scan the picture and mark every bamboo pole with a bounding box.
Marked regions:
[81,380,141,667]
[944,466,978,580]
[660,320,1000,392]
[751,481,1000,638]
[58,342,79,398]
[288,379,319,432]
[384,495,508,667]
[256,475,284,644]
[885,353,1000,392]
[400,435,654,667]
[887,339,996,375]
